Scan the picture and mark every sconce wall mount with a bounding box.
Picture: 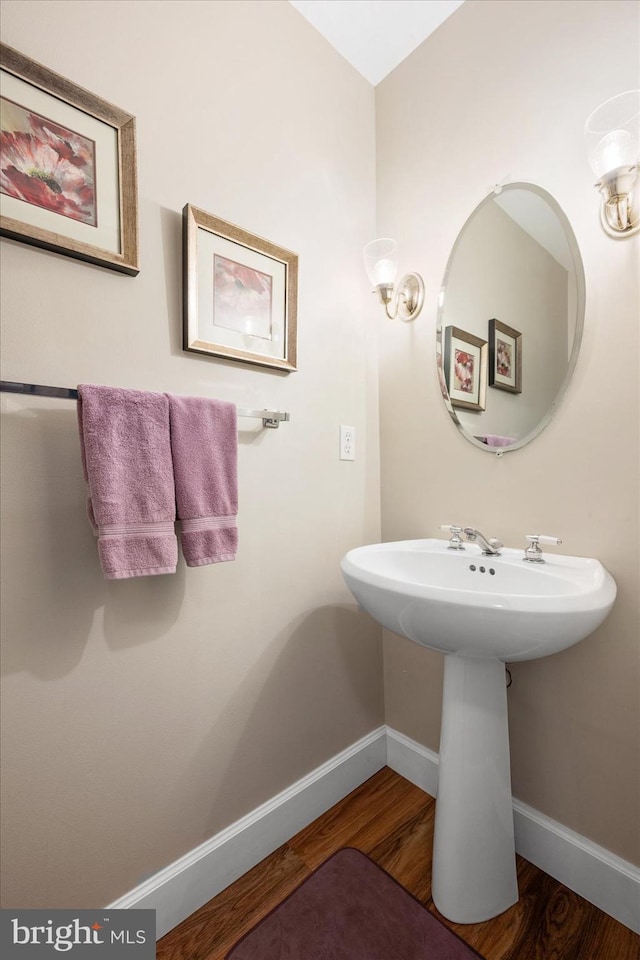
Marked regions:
[595,165,639,237]
[585,90,640,238]
[363,238,425,321]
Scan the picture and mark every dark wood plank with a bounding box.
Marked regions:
[507,867,586,960]
[155,844,308,960]
[576,910,640,960]
[157,767,640,960]
[369,802,436,902]
[289,766,428,868]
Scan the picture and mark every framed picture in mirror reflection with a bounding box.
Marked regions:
[444,326,487,411]
[489,318,522,394]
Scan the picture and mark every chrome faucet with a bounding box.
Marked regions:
[463,527,503,556]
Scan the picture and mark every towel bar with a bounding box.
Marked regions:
[0,380,290,429]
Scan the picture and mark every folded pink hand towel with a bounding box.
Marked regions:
[484,434,517,447]
[168,394,238,566]
[77,384,178,579]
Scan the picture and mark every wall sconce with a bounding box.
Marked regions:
[363,238,425,320]
[585,90,640,238]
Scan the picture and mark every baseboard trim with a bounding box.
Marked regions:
[109,724,639,938]
[385,726,640,935]
[385,726,440,797]
[512,798,640,935]
[108,726,387,938]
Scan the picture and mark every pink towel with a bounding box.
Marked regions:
[77,385,178,579]
[483,434,517,447]
[168,394,238,566]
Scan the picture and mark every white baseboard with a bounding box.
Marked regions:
[385,726,440,797]
[385,726,640,935]
[108,726,387,938]
[512,798,640,936]
[109,724,639,938]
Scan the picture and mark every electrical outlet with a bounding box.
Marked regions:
[340,425,355,461]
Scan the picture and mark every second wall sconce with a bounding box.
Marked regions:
[363,238,425,320]
[585,89,639,238]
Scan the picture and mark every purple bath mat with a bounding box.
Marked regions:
[225,847,486,959]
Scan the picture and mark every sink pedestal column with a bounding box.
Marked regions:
[432,654,518,923]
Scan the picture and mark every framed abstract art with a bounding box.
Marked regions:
[488,318,522,394]
[443,325,487,412]
[183,204,298,372]
[0,43,138,275]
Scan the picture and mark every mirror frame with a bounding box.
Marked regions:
[436,182,586,454]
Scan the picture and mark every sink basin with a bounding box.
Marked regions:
[340,537,616,925]
[341,538,616,661]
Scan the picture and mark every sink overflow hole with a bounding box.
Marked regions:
[468,565,497,575]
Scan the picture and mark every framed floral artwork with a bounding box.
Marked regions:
[183,204,298,372]
[443,325,487,411]
[0,43,138,275]
[489,318,522,393]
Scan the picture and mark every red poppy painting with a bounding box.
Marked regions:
[454,348,475,394]
[213,254,273,340]
[488,319,522,394]
[496,337,513,378]
[183,204,298,371]
[443,325,487,411]
[1,42,138,274]
[0,97,97,226]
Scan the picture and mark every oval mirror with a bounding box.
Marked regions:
[436,182,585,452]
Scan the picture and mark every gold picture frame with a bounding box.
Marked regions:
[0,43,139,275]
[183,204,298,372]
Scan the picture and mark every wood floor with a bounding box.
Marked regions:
[157,767,639,960]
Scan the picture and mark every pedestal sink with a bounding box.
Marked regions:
[340,538,616,923]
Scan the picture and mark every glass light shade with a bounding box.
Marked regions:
[585,90,640,179]
[363,238,398,287]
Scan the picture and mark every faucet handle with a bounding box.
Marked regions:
[524,534,562,563]
[440,524,466,550]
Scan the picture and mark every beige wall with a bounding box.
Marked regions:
[377,0,639,864]
[0,0,383,908]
